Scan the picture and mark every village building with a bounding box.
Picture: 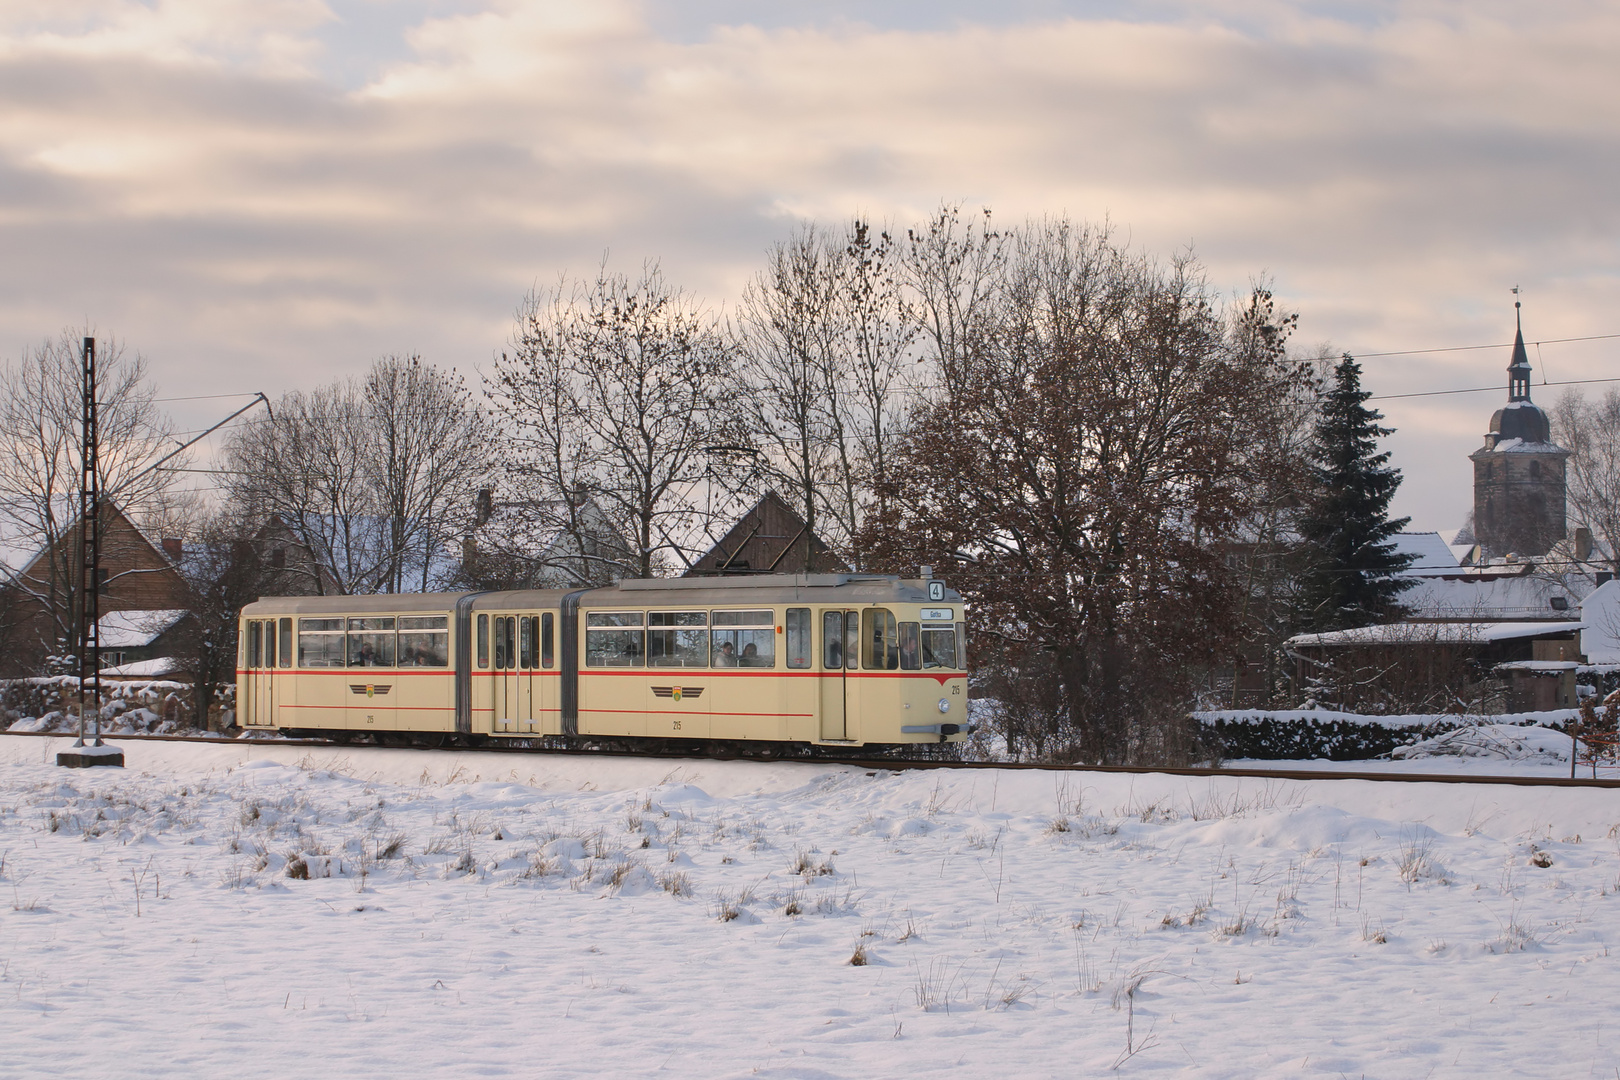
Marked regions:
[683,491,845,577]
[0,502,195,678]
[1286,307,1597,711]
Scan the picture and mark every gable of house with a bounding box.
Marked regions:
[685,491,846,577]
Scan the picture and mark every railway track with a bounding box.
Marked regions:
[7,728,1620,788]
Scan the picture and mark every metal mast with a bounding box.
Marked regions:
[75,337,102,748]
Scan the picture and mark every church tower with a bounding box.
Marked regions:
[1468,301,1568,559]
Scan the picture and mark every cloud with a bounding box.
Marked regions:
[0,0,1615,527]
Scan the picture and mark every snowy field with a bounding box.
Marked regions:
[2,735,1619,1078]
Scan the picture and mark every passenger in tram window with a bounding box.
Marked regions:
[356,642,377,667]
[741,642,758,666]
[717,641,737,666]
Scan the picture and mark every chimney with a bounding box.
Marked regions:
[161,537,183,563]
[475,487,494,526]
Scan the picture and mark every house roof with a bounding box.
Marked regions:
[101,656,188,678]
[1399,570,1581,621]
[97,608,189,649]
[1288,620,1584,649]
[1391,531,1461,576]
[686,491,845,577]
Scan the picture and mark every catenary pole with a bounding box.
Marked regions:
[76,337,101,748]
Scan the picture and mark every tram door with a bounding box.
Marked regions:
[819,610,860,740]
[244,619,275,727]
[493,615,540,734]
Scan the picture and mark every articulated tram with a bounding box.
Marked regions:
[236,573,969,748]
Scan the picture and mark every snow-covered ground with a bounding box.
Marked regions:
[3,735,1619,1078]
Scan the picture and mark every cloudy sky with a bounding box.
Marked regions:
[2,0,1617,532]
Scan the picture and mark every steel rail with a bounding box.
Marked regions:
[7,729,1620,788]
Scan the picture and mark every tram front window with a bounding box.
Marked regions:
[921,626,956,669]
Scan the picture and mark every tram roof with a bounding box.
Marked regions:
[241,574,962,616]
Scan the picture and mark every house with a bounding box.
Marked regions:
[0,502,195,677]
[684,491,846,577]
[1287,619,1583,712]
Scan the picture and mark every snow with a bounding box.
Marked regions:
[94,609,189,649]
[4,735,1620,1078]
[1580,580,1620,663]
[100,656,186,679]
[1390,531,1459,574]
[1390,723,1580,763]
[1287,620,1583,647]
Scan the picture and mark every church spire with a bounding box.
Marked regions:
[1508,293,1532,402]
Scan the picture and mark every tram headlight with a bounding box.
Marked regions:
[937,698,951,714]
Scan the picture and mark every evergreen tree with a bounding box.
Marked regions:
[1296,354,1415,631]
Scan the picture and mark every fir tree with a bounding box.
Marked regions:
[1296,354,1415,631]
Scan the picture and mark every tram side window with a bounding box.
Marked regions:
[541,612,554,669]
[279,619,293,668]
[844,611,860,670]
[785,608,811,669]
[648,612,707,668]
[862,609,899,670]
[898,621,920,670]
[399,615,449,667]
[247,621,262,668]
[299,618,346,668]
[586,612,644,667]
[822,611,844,668]
[955,621,967,670]
[494,616,514,670]
[347,616,396,667]
[519,616,537,669]
[477,614,489,669]
[713,609,775,668]
[264,621,276,669]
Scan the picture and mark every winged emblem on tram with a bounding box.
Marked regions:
[349,684,392,697]
[651,686,703,701]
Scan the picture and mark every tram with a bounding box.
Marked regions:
[236,573,969,748]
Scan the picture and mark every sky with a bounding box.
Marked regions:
[1,0,1617,533]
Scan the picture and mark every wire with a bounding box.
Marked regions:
[150,392,261,404]
[1370,375,1620,402]
[1353,332,1620,358]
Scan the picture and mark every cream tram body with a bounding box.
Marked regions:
[237,574,969,747]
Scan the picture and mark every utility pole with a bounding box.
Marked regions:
[59,337,123,768]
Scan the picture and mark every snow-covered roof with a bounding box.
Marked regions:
[1580,580,1620,664]
[1288,620,1585,649]
[1486,438,1567,454]
[101,656,187,678]
[98,609,189,649]
[1399,568,1582,620]
[1391,531,1461,576]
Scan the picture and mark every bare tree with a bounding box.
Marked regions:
[861,219,1307,764]
[0,330,187,660]
[491,262,735,579]
[730,219,918,566]
[733,225,847,552]
[1552,387,1620,575]
[225,357,488,594]
[902,203,1008,402]
[363,356,491,592]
